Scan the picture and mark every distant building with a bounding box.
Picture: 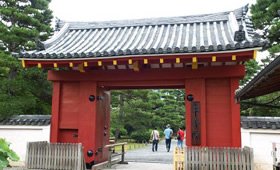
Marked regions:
[241,116,280,170]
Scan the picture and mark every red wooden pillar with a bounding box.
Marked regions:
[185,77,242,147]
[50,81,60,142]
[49,76,110,167]
[94,87,110,163]
[78,81,97,166]
[230,78,241,147]
[49,80,97,164]
[185,79,207,146]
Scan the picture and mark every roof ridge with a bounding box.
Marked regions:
[55,5,248,30]
[0,115,51,126]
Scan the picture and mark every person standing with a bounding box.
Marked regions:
[164,124,173,152]
[151,127,160,152]
[177,127,184,149]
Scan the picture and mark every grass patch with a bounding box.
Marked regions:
[114,142,147,152]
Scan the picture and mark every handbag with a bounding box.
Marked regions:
[177,135,180,140]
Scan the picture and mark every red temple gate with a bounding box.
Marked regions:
[19,5,264,167]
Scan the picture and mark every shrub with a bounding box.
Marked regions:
[110,127,127,139]
[119,128,128,137]
[0,138,19,169]
[130,130,150,143]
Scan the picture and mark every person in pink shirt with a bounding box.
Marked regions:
[177,127,184,149]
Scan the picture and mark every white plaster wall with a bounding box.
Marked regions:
[0,125,50,163]
[241,128,280,170]
[1,125,280,169]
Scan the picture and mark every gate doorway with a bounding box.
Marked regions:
[110,89,185,144]
[18,5,263,167]
[47,69,244,166]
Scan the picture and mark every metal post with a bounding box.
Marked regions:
[120,144,128,164]
[108,148,112,168]
[121,144,125,163]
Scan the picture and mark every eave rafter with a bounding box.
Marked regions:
[20,50,257,71]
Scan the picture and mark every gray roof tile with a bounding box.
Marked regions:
[20,5,264,59]
[241,116,280,130]
[0,115,51,126]
[2,115,279,130]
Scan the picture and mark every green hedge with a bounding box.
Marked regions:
[130,130,151,143]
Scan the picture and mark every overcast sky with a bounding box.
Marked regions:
[49,0,256,22]
[49,0,267,61]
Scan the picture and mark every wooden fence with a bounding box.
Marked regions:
[92,142,127,170]
[5,141,86,170]
[174,146,254,170]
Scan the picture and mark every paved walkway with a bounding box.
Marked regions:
[105,162,173,170]
[103,140,177,169]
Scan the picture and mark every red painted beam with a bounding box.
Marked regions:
[22,50,256,68]
[98,80,185,89]
[48,65,245,83]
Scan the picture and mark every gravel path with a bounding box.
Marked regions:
[102,140,177,169]
[124,139,177,163]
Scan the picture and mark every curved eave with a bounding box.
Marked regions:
[44,23,70,49]
[20,41,264,60]
[19,47,261,61]
[236,55,280,100]
[19,48,259,69]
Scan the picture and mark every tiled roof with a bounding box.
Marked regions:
[20,5,264,60]
[241,116,280,130]
[0,115,51,126]
[236,55,280,100]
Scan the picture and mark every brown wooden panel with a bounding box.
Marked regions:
[206,79,232,146]
[48,65,245,82]
[58,129,79,143]
[59,82,80,129]
[207,96,231,105]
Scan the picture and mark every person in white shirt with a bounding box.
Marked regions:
[151,127,160,152]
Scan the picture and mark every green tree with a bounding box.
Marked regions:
[251,0,280,53]
[155,89,185,131]
[110,89,185,142]
[239,1,280,116]
[0,0,53,119]
[241,92,280,116]
[240,59,260,86]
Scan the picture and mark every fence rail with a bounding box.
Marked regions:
[174,146,254,170]
[92,142,127,170]
[104,142,128,167]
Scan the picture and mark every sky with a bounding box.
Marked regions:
[49,0,256,22]
[49,0,267,62]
